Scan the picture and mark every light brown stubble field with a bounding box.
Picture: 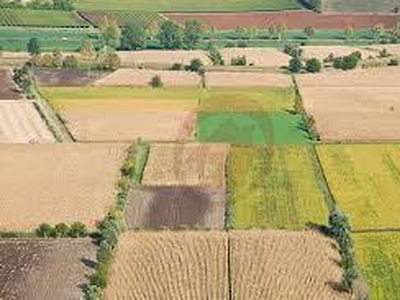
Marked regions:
[104,231,228,300]
[0,143,127,231]
[206,71,292,87]
[300,45,377,60]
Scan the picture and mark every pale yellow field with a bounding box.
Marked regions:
[206,71,292,87]
[300,45,377,60]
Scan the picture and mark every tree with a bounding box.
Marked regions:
[27,37,40,55]
[183,19,203,49]
[231,55,247,66]
[304,26,315,39]
[52,0,74,11]
[97,52,120,71]
[268,23,277,39]
[392,23,400,38]
[149,75,163,88]
[69,222,87,237]
[36,223,54,237]
[185,58,205,73]
[100,17,121,50]
[305,58,322,73]
[276,22,288,41]
[54,223,70,237]
[121,24,146,50]
[80,39,95,58]
[157,20,182,50]
[62,55,78,69]
[288,57,303,73]
[344,26,354,40]
[52,49,63,68]
[371,23,385,40]
[235,26,246,41]
[207,46,224,66]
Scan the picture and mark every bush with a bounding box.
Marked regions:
[231,55,247,66]
[323,53,335,63]
[97,52,120,71]
[305,58,322,73]
[54,223,70,237]
[185,58,205,73]
[170,63,183,70]
[62,55,78,69]
[283,43,302,58]
[208,46,224,66]
[389,58,399,66]
[288,57,303,73]
[27,37,40,55]
[36,223,54,237]
[149,75,163,88]
[69,222,87,237]
[333,52,360,71]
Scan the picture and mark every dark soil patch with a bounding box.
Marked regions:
[0,69,20,100]
[125,186,226,229]
[34,68,109,87]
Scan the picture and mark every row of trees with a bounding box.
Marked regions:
[0,0,73,11]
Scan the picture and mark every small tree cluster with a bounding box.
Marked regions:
[288,57,322,73]
[333,52,361,71]
[149,75,163,88]
[36,222,88,238]
[283,43,303,58]
[231,55,247,66]
[12,64,35,97]
[207,46,224,66]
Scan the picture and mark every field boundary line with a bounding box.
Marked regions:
[353,228,400,234]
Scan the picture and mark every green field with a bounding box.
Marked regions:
[354,233,400,299]
[228,145,328,229]
[0,8,88,27]
[75,0,302,12]
[317,145,400,231]
[197,112,309,145]
[321,0,400,12]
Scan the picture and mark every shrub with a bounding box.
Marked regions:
[170,63,183,70]
[323,53,335,63]
[36,223,54,237]
[27,37,40,55]
[231,55,247,66]
[54,223,70,237]
[62,55,78,69]
[149,75,163,88]
[389,58,399,66]
[305,58,322,73]
[208,46,224,66]
[185,58,205,73]
[333,52,360,71]
[97,52,120,71]
[288,57,303,73]
[283,43,302,58]
[69,222,87,237]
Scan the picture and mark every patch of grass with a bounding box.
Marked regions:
[228,145,328,229]
[321,0,400,12]
[75,0,302,12]
[317,144,400,231]
[354,232,400,298]
[197,112,310,145]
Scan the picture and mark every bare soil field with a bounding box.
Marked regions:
[300,86,400,140]
[0,143,127,231]
[165,11,400,30]
[0,101,54,143]
[0,238,96,300]
[125,186,226,229]
[0,69,20,100]
[300,45,377,60]
[206,71,292,87]
[104,231,228,300]
[117,50,211,67]
[142,143,229,188]
[220,48,291,68]
[59,101,197,141]
[366,44,400,57]
[94,69,201,87]
[231,230,349,300]
[34,68,109,87]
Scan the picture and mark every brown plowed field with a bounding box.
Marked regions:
[34,68,109,87]
[142,143,230,188]
[0,143,127,231]
[125,186,226,229]
[165,10,400,30]
[94,69,201,87]
[104,231,228,300]
[0,238,96,300]
[0,69,21,100]
[231,230,349,300]
[0,101,55,143]
[206,71,292,87]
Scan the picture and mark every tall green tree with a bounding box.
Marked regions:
[157,20,182,50]
[100,17,121,50]
[183,19,203,49]
[121,24,146,50]
[27,37,40,55]
[344,26,354,40]
[304,26,315,39]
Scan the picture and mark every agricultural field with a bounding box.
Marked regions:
[41,87,200,142]
[354,233,400,299]
[0,69,20,99]
[205,72,292,87]
[317,144,400,231]
[142,143,229,188]
[0,238,96,299]
[34,68,109,87]
[321,0,400,12]
[300,45,377,60]
[75,0,302,12]
[166,10,400,30]
[0,8,89,27]
[104,231,228,299]
[125,186,226,229]
[231,230,348,299]
[79,11,165,28]
[229,146,328,229]
[218,48,291,68]
[0,143,127,231]
[0,101,54,143]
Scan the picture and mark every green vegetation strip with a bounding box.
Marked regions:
[228,145,329,229]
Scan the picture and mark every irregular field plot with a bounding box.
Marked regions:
[231,230,348,300]
[79,11,164,28]
[206,71,292,87]
[0,69,20,99]
[317,145,400,231]
[299,45,376,60]
[229,146,328,229]
[197,112,309,145]
[354,233,400,299]
[142,143,229,188]
[0,101,54,143]
[104,231,228,300]
[125,186,226,229]
[0,143,127,231]
[0,238,96,300]
[34,68,108,87]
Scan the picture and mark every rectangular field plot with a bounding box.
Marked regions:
[0,239,96,300]
[197,112,310,145]
[317,145,400,231]
[104,231,228,300]
[142,143,229,188]
[206,72,292,88]
[0,69,20,99]
[321,0,400,12]
[0,101,54,143]
[229,146,328,229]
[230,230,348,300]
[125,186,226,229]
[354,233,400,299]
[0,144,127,231]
